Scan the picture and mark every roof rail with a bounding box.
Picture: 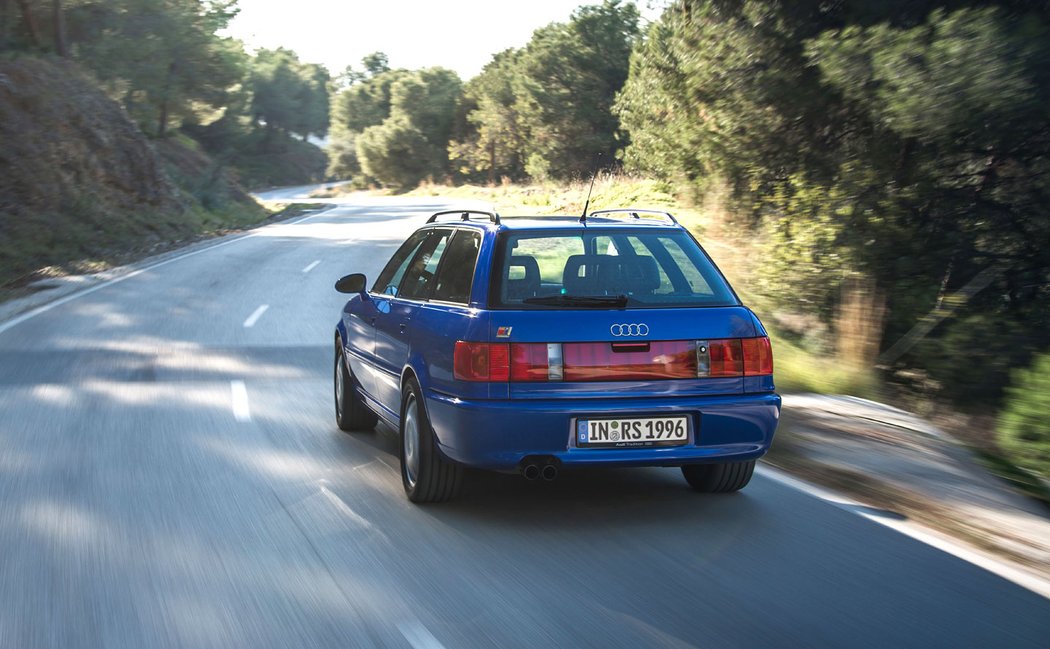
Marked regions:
[427,209,501,225]
[585,209,678,225]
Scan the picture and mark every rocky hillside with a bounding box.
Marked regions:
[0,57,262,288]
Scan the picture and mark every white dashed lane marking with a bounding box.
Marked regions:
[242,304,269,328]
[302,260,321,273]
[230,380,251,422]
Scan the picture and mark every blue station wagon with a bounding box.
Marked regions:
[334,209,781,502]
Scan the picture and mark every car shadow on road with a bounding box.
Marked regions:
[346,421,767,529]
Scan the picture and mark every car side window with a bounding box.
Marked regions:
[432,230,482,304]
[398,229,453,300]
[372,231,429,296]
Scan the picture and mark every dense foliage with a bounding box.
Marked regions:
[327,1,639,187]
[998,351,1050,478]
[1,0,329,185]
[617,0,1050,408]
[451,0,639,182]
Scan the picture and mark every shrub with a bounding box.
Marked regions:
[998,351,1050,479]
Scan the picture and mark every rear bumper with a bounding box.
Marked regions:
[424,390,781,471]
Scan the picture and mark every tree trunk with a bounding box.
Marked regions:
[51,0,67,57]
[15,0,41,49]
[835,275,886,371]
[1,0,10,50]
[156,61,177,138]
[156,100,168,138]
[488,140,496,186]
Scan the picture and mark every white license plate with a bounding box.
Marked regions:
[576,416,689,448]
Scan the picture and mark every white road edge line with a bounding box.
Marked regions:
[0,209,330,336]
[302,260,321,274]
[397,620,447,649]
[230,380,251,422]
[756,464,1050,600]
[242,304,269,328]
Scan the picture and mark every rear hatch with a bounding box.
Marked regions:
[468,223,773,399]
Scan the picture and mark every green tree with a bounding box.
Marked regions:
[250,48,329,140]
[330,65,406,133]
[449,49,525,183]
[328,56,461,185]
[296,62,330,139]
[361,51,389,77]
[76,0,244,137]
[513,0,639,179]
[617,1,1050,407]
[806,5,1050,400]
[327,54,406,180]
[250,48,301,134]
[448,1,638,182]
[356,117,433,189]
[389,67,461,176]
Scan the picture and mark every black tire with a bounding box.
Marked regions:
[681,460,755,493]
[334,341,377,432]
[400,378,462,503]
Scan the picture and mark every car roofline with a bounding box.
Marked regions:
[423,208,684,231]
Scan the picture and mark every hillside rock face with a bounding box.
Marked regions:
[0,57,185,284]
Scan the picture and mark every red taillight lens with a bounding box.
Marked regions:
[454,342,510,381]
[741,336,773,376]
[510,343,549,381]
[706,339,744,377]
[454,337,771,382]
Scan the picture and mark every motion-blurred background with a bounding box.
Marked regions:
[3,0,1047,493]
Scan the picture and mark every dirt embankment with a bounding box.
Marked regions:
[0,57,261,288]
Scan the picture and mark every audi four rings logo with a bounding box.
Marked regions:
[610,323,650,336]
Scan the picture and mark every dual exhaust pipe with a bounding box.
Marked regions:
[521,457,559,481]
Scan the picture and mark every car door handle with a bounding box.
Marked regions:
[371,317,376,326]
[399,323,407,334]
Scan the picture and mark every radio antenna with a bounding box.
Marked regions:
[580,152,603,223]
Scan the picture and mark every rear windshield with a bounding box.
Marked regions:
[491,229,738,309]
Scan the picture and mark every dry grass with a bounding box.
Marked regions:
[408,175,709,229]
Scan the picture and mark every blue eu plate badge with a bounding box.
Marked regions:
[577,420,588,444]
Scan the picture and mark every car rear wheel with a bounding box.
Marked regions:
[681,460,755,493]
[334,342,377,432]
[400,379,462,503]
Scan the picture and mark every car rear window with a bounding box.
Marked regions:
[492,229,738,308]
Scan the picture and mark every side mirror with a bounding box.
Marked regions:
[335,273,367,294]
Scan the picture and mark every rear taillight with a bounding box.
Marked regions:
[696,337,772,377]
[510,343,549,381]
[741,336,773,376]
[453,336,771,382]
[454,341,510,381]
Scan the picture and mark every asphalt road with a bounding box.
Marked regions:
[1,193,1048,649]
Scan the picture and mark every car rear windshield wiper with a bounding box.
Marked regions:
[522,294,630,308]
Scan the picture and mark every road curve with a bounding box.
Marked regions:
[0,194,1047,648]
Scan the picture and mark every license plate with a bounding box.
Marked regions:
[576,416,689,448]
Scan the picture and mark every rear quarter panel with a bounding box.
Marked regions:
[409,303,492,400]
